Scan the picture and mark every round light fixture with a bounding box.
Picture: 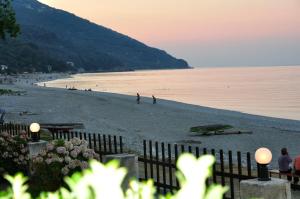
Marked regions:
[255,147,272,181]
[255,147,272,165]
[30,123,40,133]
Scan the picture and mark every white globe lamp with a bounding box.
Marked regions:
[255,147,272,181]
[30,123,40,142]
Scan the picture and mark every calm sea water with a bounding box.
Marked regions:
[44,66,300,121]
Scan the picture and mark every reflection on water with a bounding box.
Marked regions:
[44,66,300,121]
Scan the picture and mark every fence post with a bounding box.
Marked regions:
[240,178,291,199]
[103,154,139,191]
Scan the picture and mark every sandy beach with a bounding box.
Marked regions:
[1,75,300,167]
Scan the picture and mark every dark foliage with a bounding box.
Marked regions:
[0,0,189,73]
[0,0,20,39]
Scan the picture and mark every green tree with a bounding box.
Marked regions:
[0,0,20,39]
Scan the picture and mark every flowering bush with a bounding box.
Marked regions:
[0,131,30,175]
[1,154,228,199]
[31,137,99,192]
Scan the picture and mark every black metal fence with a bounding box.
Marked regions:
[52,131,123,161]
[1,123,299,199]
[139,140,257,199]
[0,123,123,162]
[0,123,30,136]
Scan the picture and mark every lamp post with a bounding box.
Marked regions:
[30,123,40,142]
[255,147,272,181]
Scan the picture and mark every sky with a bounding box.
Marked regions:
[38,0,300,67]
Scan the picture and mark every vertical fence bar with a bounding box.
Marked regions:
[237,151,242,181]
[161,142,167,194]
[149,140,154,179]
[168,143,173,193]
[108,135,112,153]
[174,144,179,189]
[180,145,185,154]
[27,125,30,137]
[88,134,92,148]
[119,136,123,153]
[113,136,117,153]
[83,132,87,141]
[143,140,148,180]
[98,134,102,152]
[51,131,55,140]
[220,150,225,186]
[203,148,207,154]
[247,152,252,177]
[70,131,74,139]
[188,146,192,153]
[155,142,160,191]
[103,135,107,153]
[196,147,200,158]
[211,149,217,183]
[67,132,70,141]
[93,134,97,151]
[228,151,234,199]
[98,134,102,160]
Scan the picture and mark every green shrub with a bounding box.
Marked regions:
[1,154,228,199]
[0,89,23,96]
[0,132,30,176]
[190,124,233,135]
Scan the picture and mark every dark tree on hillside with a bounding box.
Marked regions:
[0,0,20,39]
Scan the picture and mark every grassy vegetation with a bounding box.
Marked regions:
[190,124,233,136]
[0,89,23,96]
[39,130,54,142]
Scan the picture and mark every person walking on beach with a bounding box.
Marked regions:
[136,93,140,104]
[278,148,293,181]
[293,155,300,184]
[152,95,157,104]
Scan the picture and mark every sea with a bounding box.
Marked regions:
[44,66,300,121]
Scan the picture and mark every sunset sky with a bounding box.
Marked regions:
[38,0,300,67]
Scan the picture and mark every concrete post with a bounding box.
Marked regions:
[28,140,48,157]
[240,178,291,199]
[103,154,139,190]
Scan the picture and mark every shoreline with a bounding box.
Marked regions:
[1,77,300,166]
[38,66,300,122]
[40,74,300,123]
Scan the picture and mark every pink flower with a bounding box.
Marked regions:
[20,130,28,140]
[56,147,67,154]
[46,143,54,151]
[70,150,78,158]
[46,158,52,165]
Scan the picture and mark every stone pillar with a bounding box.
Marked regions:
[240,178,291,199]
[28,140,48,157]
[103,154,139,190]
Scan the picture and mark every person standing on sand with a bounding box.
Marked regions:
[136,93,140,104]
[152,95,157,104]
[293,155,300,184]
[278,148,293,181]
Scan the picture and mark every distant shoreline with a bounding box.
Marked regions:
[38,66,300,121]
